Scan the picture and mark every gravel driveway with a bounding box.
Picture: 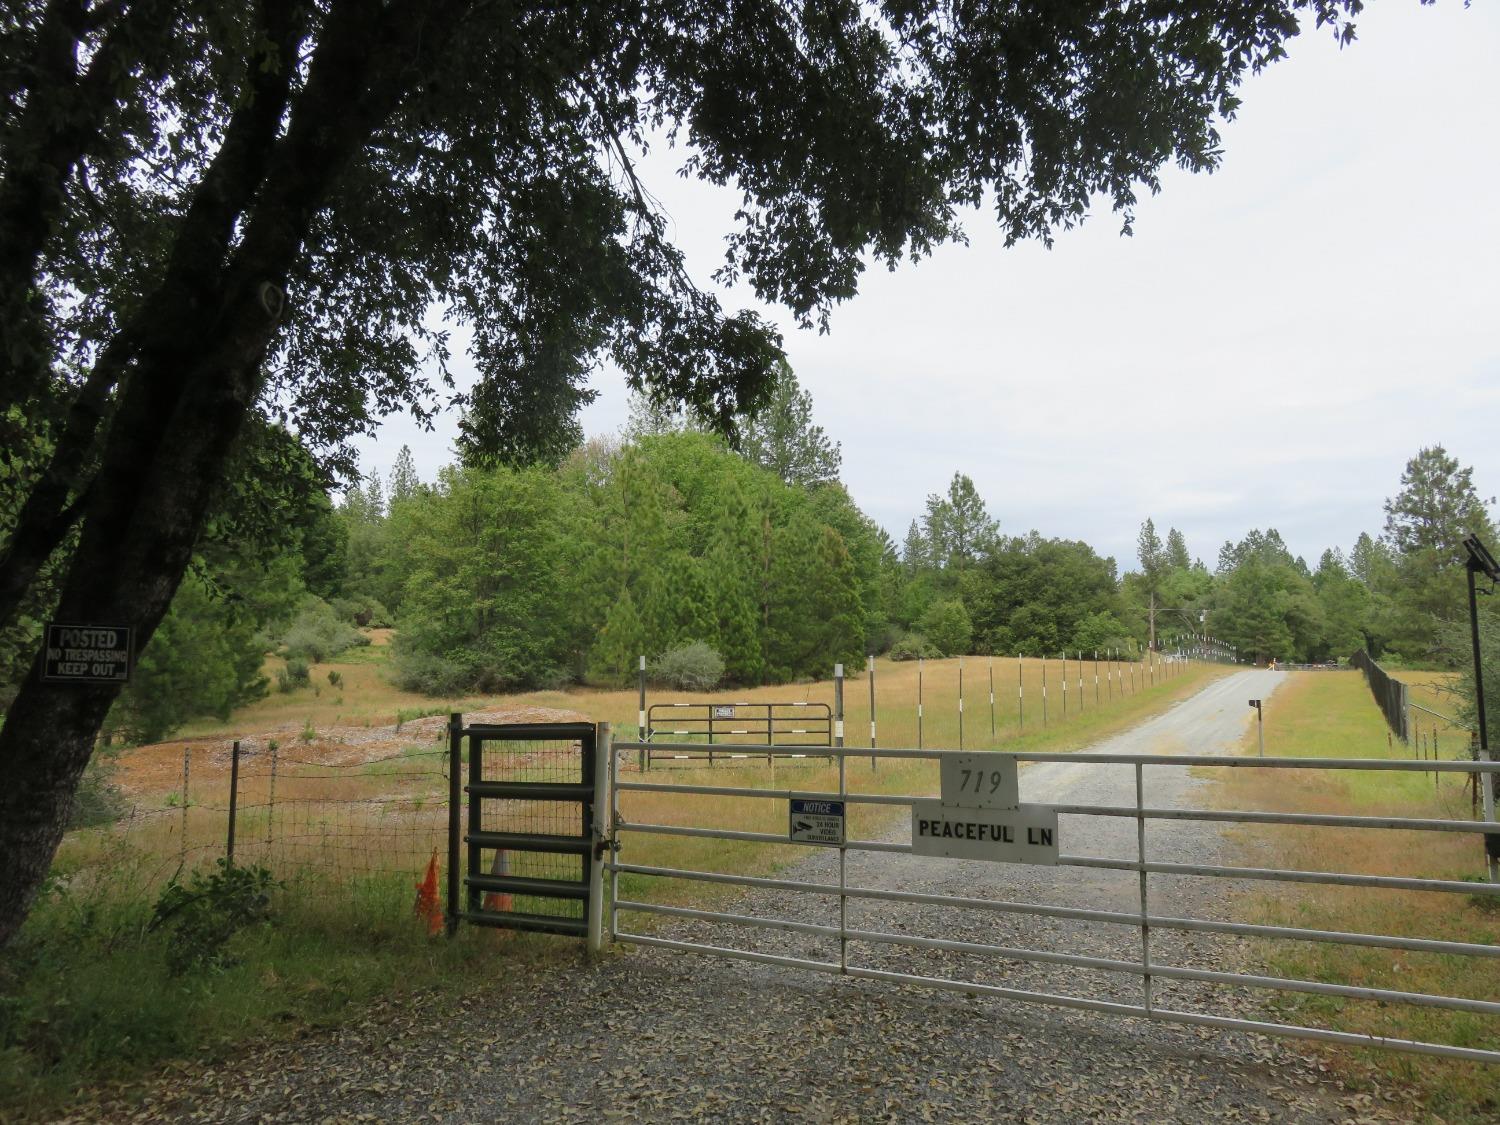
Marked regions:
[79,670,1408,1123]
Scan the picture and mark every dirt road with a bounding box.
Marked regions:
[85,669,1403,1123]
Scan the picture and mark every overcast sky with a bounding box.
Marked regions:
[355,1,1500,574]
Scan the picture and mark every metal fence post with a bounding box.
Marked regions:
[988,658,996,743]
[226,740,240,862]
[637,655,646,771]
[266,741,278,850]
[180,746,190,867]
[868,653,877,768]
[588,723,611,955]
[1061,652,1067,718]
[958,656,965,750]
[447,713,462,935]
[833,664,844,748]
[917,657,924,749]
[1041,654,1048,728]
[1017,655,1024,733]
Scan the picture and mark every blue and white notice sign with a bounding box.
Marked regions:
[789,799,845,846]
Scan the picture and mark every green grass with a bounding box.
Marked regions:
[0,861,555,1121]
[1217,671,1499,1124]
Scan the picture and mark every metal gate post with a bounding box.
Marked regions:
[589,723,611,955]
[447,713,462,935]
[638,656,647,772]
[867,654,876,769]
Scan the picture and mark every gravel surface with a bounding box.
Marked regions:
[73,670,1411,1124]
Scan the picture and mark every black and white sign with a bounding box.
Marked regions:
[712,705,736,719]
[42,623,133,684]
[910,799,1059,864]
[789,798,845,846]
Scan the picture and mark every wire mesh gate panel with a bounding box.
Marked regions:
[447,720,599,938]
[606,741,1500,1064]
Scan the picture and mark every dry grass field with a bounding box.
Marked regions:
[1215,671,1499,1123]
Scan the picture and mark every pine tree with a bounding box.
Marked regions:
[705,483,764,683]
[1166,528,1191,571]
[1383,446,1495,561]
[738,363,842,487]
[590,588,646,685]
[388,445,421,503]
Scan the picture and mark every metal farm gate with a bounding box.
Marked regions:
[644,701,833,768]
[603,738,1500,1065]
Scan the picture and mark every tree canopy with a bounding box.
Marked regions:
[0,0,1364,949]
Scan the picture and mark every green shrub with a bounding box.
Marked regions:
[648,641,724,691]
[281,598,370,663]
[148,861,278,975]
[327,669,342,687]
[888,632,939,661]
[390,648,471,696]
[917,598,973,657]
[330,595,394,629]
[276,657,310,692]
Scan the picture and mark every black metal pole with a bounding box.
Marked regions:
[447,713,462,935]
[1469,562,1489,760]
[225,740,240,862]
[1467,562,1498,872]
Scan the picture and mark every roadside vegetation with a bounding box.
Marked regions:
[1218,671,1499,1123]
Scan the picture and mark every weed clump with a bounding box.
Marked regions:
[149,861,278,975]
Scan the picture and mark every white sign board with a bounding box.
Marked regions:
[910,800,1058,864]
[789,799,845,846]
[939,753,1019,810]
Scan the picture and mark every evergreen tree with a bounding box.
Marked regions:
[705,482,764,683]
[1383,446,1495,562]
[388,445,422,503]
[1166,528,1191,571]
[590,589,646,686]
[922,473,998,574]
[738,363,842,487]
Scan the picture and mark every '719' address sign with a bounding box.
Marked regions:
[42,623,134,684]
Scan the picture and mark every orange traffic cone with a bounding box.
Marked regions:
[414,850,443,935]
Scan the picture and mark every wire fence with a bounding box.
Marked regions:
[56,729,455,895]
[636,648,1229,764]
[54,646,1235,894]
[1351,649,1410,742]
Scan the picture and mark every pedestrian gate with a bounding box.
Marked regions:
[445,719,606,941]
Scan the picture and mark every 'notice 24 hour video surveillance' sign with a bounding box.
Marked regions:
[910,753,1058,865]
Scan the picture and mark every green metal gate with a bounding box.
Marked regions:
[446,718,607,944]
